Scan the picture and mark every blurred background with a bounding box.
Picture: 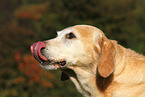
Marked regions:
[0,0,145,97]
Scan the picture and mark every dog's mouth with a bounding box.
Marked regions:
[40,60,67,70]
[30,41,67,70]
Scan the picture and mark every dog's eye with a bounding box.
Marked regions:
[65,32,76,39]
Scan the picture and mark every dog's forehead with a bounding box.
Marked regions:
[57,25,94,35]
[57,27,72,36]
[73,25,95,37]
[57,25,103,39]
[73,25,104,39]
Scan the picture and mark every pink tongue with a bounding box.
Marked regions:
[30,41,48,62]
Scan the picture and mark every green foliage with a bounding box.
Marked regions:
[0,0,145,97]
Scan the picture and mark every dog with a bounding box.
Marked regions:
[30,25,145,97]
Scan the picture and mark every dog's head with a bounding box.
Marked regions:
[31,25,115,78]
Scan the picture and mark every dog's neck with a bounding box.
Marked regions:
[69,67,100,97]
[114,44,145,84]
[62,61,111,97]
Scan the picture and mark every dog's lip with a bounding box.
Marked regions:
[41,60,67,68]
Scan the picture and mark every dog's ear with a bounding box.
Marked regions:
[97,37,115,78]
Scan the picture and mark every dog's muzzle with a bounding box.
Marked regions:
[30,41,67,68]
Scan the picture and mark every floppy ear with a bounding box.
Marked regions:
[97,37,115,78]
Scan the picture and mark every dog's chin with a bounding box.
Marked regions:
[40,60,67,70]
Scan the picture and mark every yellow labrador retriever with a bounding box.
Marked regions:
[31,25,145,97]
